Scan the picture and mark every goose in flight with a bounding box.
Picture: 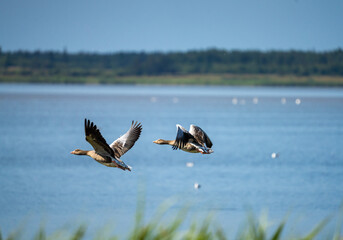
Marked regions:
[153,124,213,154]
[71,119,142,171]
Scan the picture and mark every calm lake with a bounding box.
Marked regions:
[1,84,343,237]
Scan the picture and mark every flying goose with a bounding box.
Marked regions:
[153,124,213,154]
[71,119,142,171]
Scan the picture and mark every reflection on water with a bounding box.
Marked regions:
[0,84,343,236]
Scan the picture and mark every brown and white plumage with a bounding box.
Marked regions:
[71,119,142,171]
[110,121,142,159]
[154,124,213,154]
[84,119,115,158]
[189,125,213,149]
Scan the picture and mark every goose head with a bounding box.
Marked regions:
[70,149,87,155]
[153,139,169,145]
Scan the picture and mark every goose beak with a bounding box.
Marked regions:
[70,151,74,154]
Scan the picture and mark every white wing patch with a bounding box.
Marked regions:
[109,121,142,158]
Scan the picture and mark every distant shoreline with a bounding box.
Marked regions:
[1,49,343,86]
[1,74,343,87]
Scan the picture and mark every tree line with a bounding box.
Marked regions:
[1,48,343,77]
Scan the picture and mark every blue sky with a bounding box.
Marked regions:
[1,0,342,52]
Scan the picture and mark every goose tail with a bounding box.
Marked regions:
[199,147,214,154]
[112,157,132,171]
[207,148,214,154]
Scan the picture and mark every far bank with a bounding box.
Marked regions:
[1,74,343,86]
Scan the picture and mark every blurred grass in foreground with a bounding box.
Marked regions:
[1,201,342,240]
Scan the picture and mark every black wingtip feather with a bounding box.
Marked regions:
[131,120,143,133]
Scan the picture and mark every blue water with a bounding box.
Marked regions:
[1,84,343,238]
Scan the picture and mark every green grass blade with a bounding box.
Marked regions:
[215,227,227,240]
[270,221,285,240]
[333,202,343,240]
[70,225,86,240]
[33,226,46,240]
[300,217,330,240]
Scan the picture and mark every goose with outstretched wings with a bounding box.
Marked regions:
[71,119,142,171]
[153,124,213,154]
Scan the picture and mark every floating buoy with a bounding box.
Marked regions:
[194,182,201,189]
[186,162,194,167]
[295,98,301,105]
[281,98,287,104]
[271,152,279,159]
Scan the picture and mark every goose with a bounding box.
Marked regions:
[71,119,142,171]
[153,124,213,154]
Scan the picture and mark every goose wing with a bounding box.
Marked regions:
[110,121,142,158]
[85,119,114,157]
[189,124,213,148]
[172,124,195,150]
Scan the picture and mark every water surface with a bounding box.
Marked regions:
[1,84,343,237]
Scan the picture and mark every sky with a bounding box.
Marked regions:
[1,0,343,53]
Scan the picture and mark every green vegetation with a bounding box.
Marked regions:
[1,202,342,240]
[1,48,343,85]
